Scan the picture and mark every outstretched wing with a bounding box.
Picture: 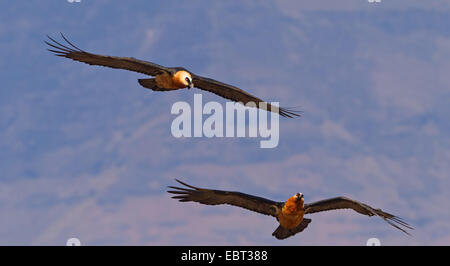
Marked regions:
[45,33,169,76]
[304,196,413,235]
[191,74,301,118]
[168,179,283,217]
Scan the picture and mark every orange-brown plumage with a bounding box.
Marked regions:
[278,194,305,229]
[154,70,192,89]
[172,70,192,88]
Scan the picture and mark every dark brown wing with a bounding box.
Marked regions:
[191,74,301,118]
[45,34,169,76]
[168,179,283,217]
[304,196,413,235]
[272,218,312,240]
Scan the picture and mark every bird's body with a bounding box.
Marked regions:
[45,34,300,118]
[278,194,305,229]
[168,180,413,240]
[154,70,192,89]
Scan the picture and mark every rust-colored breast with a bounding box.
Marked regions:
[278,197,305,229]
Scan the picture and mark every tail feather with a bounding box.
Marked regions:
[272,218,311,240]
[138,78,159,91]
[138,78,180,91]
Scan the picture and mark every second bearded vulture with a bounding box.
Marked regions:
[168,179,413,240]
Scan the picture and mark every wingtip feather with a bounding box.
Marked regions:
[175,179,200,190]
[279,107,302,118]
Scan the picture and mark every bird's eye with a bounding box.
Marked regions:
[185,77,191,82]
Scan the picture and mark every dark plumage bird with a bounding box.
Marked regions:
[45,34,300,118]
[168,179,413,240]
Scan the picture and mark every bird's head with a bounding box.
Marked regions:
[174,70,194,89]
[283,192,305,213]
[186,76,194,89]
[294,192,304,204]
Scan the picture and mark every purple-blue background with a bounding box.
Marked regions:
[1,0,449,245]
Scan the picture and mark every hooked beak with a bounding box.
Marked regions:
[296,193,304,201]
[188,81,194,89]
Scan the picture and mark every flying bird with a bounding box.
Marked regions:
[168,179,413,240]
[45,34,300,118]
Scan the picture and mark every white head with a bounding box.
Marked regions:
[174,70,194,88]
[295,192,304,202]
